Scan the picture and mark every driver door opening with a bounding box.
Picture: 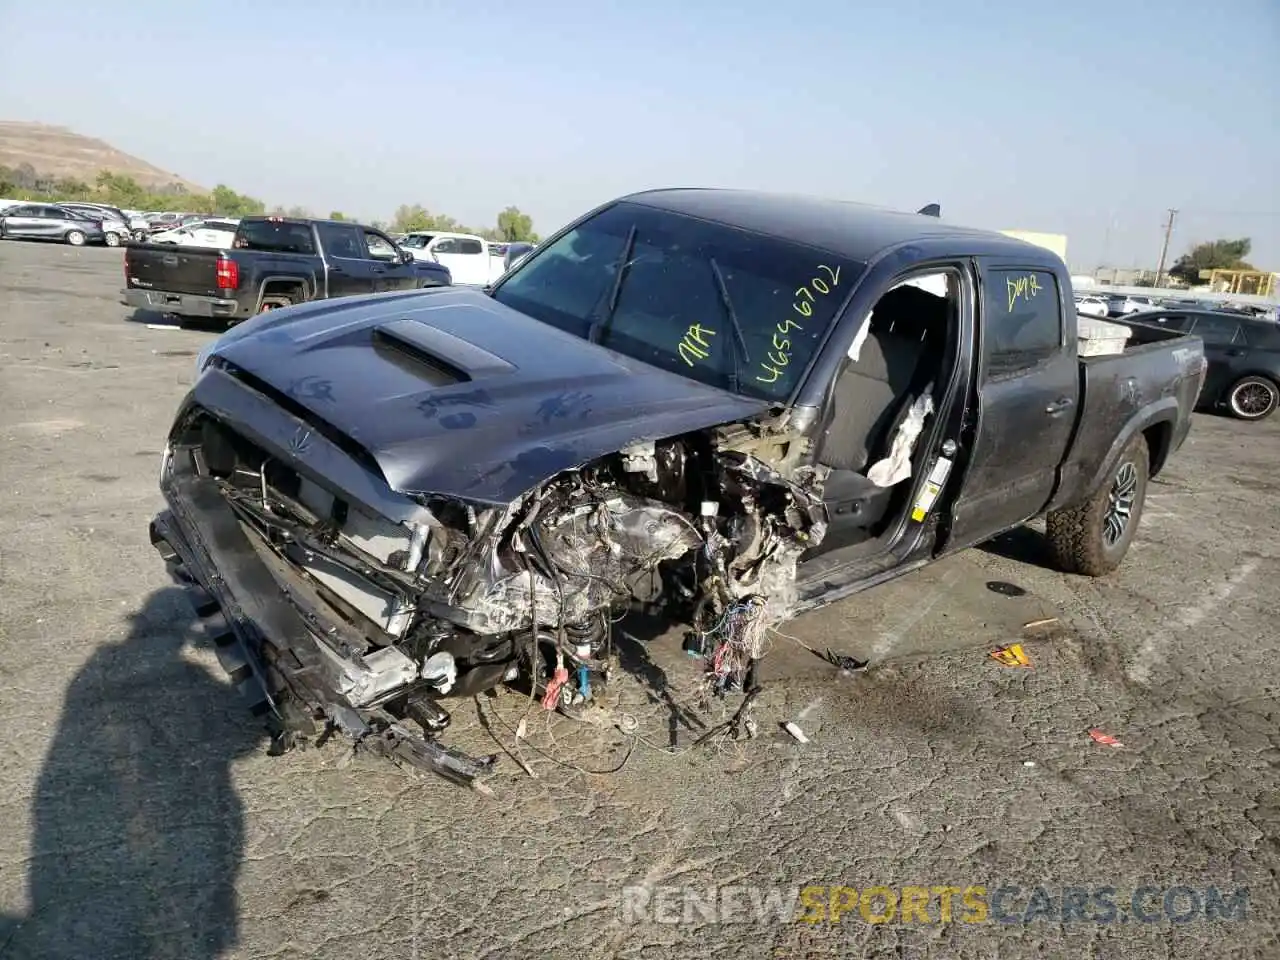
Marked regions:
[802,268,962,563]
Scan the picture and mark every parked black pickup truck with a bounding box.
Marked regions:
[149,189,1205,787]
[123,216,451,324]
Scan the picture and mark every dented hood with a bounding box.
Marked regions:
[203,287,769,504]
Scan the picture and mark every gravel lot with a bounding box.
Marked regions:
[1,240,1277,960]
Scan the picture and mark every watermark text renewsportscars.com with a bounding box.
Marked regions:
[620,883,1249,925]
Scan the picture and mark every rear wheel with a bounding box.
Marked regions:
[65,229,86,247]
[1227,376,1279,421]
[104,231,121,247]
[258,294,294,313]
[1045,434,1149,576]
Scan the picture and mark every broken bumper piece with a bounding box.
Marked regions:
[149,475,498,790]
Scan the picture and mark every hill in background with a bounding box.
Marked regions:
[0,121,204,193]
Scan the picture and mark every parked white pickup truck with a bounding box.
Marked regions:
[398,231,507,286]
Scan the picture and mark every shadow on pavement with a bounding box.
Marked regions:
[975,524,1058,571]
[1,587,264,960]
[123,308,226,333]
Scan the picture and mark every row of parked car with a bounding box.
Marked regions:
[0,199,541,286]
[1070,292,1280,420]
[0,199,228,247]
[1075,290,1276,322]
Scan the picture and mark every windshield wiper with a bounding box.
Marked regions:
[708,258,750,393]
[588,224,638,345]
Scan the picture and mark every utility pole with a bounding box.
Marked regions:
[1153,208,1178,288]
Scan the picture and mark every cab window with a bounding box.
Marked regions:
[983,269,1062,377]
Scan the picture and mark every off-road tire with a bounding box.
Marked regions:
[1227,376,1279,421]
[1045,433,1148,576]
[65,229,86,246]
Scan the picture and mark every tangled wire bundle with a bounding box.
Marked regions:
[701,595,769,693]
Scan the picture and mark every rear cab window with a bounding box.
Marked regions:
[982,268,1063,377]
[491,200,863,402]
[233,219,317,255]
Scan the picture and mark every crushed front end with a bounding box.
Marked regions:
[152,361,827,790]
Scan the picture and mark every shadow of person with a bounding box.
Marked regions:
[612,613,708,747]
[4,587,265,960]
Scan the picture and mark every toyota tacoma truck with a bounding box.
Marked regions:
[123,215,451,325]
[149,189,1205,788]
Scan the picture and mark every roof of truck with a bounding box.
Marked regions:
[622,188,1052,266]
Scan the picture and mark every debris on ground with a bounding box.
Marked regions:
[1088,729,1124,748]
[693,685,762,746]
[1023,617,1059,631]
[987,580,1028,597]
[990,643,1033,667]
[825,649,869,672]
[770,628,868,673]
[782,721,810,744]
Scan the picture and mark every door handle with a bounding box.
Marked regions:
[330,265,345,274]
[1045,397,1074,415]
[371,266,386,274]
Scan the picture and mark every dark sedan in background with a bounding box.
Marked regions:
[1132,308,1280,420]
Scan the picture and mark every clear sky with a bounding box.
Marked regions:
[2,0,1277,272]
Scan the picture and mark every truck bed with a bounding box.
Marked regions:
[1053,319,1205,509]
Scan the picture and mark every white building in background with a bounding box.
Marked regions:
[999,229,1068,261]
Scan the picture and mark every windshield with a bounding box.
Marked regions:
[401,234,433,249]
[492,201,861,402]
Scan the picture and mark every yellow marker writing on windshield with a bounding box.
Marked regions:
[678,323,716,366]
[758,263,842,385]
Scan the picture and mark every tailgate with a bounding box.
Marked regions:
[126,245,222,297]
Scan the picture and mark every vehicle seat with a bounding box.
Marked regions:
[821,469,898,530]
[817,284,945,474]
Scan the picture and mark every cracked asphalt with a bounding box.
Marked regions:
[0,240,1276,960]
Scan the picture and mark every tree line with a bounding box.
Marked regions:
[1168,238,1256,286]
[0,164,540,242]
[3,162,1254,268]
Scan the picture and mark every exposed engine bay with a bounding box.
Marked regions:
[159,406,829,787]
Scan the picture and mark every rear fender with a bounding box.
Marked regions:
[1060,398,1179,509]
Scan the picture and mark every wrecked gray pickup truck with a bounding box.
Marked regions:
[150,189,1205,788]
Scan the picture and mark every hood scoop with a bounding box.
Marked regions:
[371,319,515,386]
